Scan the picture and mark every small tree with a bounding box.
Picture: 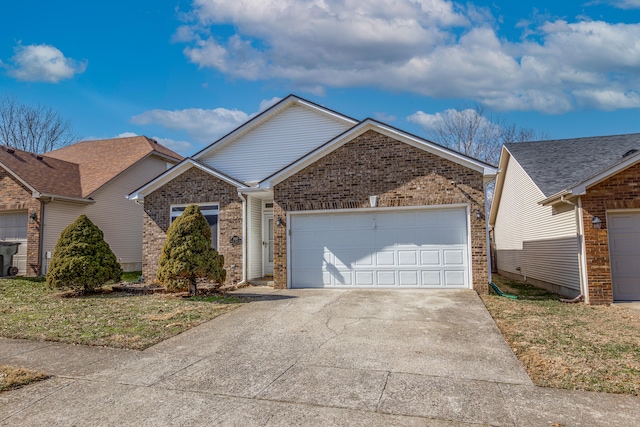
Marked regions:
[47,215,122,293]
[157,204,226,296]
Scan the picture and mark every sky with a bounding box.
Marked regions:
[2,0,640,157]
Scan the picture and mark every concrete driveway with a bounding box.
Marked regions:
[1,288,639,426]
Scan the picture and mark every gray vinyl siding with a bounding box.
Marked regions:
[248,197,262,279]
[43,155,174,273]
[198,105,353,183]
[494,156,581,290]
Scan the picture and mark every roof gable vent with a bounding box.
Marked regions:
[623,149,638,158]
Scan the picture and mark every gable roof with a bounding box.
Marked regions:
[504,133,640,198]
[260,119,498,187]
[490,133,640,225]
[192,95,358,161]
[0,146,83,199]
[47,136,183,197]
[127,158,247,200]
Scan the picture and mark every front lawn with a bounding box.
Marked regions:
[482,275,640,395]
[0,277,242,350]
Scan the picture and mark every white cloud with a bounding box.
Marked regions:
[259,96,282,112]
[408,108,498,132]
[131,107,250,143]
[373,112,397,122]
[602,0,640,9]
[5,44,87,83]
[117,132,138,138]
[177,0,640,113]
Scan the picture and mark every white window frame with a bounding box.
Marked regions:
[170,203,220,250]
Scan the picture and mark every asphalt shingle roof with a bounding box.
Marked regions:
[1,136,183,200]
[505,133,640,197]
[0,147,82,198]
[46,136,182,197]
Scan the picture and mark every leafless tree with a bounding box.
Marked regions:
[0,95,79,153]
[426,105,548,166]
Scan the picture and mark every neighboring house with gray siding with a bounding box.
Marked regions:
[130,95,498,292]
[490,134,640,304]
[0,136,182,276]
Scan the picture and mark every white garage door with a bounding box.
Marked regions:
[290,208,470,288]
[608,211,640,301]
[0,211,28,275]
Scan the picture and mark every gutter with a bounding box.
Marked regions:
[34,193,95,204]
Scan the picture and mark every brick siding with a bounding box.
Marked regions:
[273,129,489,292]
[581,162,640,304]
[142,167,243,286]
[0,169,41,276]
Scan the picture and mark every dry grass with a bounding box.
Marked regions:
[0,277,242,350]
[0,365,48,392]
[482,275,640,395]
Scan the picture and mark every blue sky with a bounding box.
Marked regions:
[2,0,640,156]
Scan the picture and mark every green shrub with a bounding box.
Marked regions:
[46,215,122,293]
[156,204,226,295]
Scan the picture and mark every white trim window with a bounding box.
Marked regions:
[170,204,220,250]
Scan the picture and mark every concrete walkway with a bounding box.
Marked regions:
[1,288,639,426]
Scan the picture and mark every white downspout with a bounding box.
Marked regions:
[484,179,493,284]
[560,195,586,303]
[238,192,247,285]
[576,197,589,304]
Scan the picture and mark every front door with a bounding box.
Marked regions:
[263,214,274,276]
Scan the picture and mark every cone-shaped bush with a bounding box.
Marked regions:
[47,215,122,293]
[157,204,226,295]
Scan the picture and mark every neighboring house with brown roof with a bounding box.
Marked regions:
[130,95,497,292]
[0,136,182,276]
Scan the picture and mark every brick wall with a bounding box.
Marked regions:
[273,129,489,292]
[581,162,640,304]
[0,169,41,276]
[142,167,243,286]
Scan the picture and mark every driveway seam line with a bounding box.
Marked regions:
[375,371,391,412]
[0,378,78,424]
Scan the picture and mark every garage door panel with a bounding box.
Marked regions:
[444,250,465,266]
[398,251,418,266]
[290,208,469,289]
[609,211,640,301]
[444,270,466,287]
[399,270,419,286]
[420,250,440,266]
[376,251,395,266]
[422,271,442,286]
[377,271,396,286]
[355,271,374,286]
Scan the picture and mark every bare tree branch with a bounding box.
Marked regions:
[425,105,548,166]
[0,95,79,153]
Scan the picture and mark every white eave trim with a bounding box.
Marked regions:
[260,119,498,188]
[127,158,246,200]
[193,95,358,160]
[35,193,95,204]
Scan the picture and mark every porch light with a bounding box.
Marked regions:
[276,216,283,227]
[29,212,37,222]
[592,216,602,229]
